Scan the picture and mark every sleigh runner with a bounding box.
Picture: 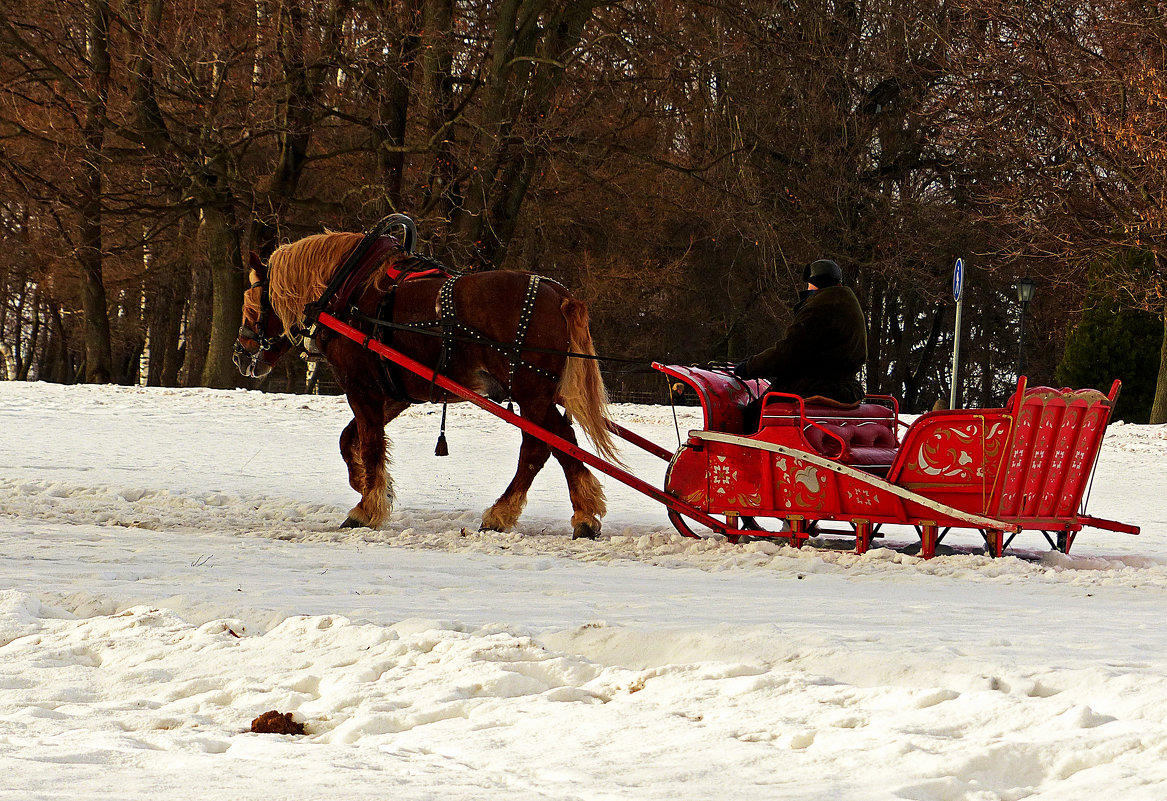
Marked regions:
[236,215,1139,558]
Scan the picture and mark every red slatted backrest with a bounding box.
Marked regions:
[994,387,1113,520]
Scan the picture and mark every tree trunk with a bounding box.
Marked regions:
[37,303,71,384]
[145,221,193,387]
[0,341,13,381]
[150,258,192,387]
[200,204,245,389]
[78,212,113,383]
[863,277,886,395]
[420,0,458,224]
[119,337,144,385]
[0,279,9,347]
[18,287,41,381]
[1151,309,1167,424]
[78,0,114,383]
[251,0,349,255]
[181,252,214,388]
[369,0,420,215]
[452,0,600,267]
[902,305,946,412]
[11,282,27,379]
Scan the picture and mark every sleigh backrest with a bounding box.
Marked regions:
[992,382,1119,521]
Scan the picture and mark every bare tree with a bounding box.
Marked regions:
[955,0,1167,420]
[0,0,119,382]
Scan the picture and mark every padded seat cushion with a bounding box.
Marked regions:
[764,400,898,466]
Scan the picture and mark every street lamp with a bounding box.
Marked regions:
[1015,276,1036,377]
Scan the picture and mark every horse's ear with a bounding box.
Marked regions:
[249,251,265,276]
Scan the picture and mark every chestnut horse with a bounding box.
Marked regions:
[233,229,619,539]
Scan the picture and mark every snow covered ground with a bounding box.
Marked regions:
[1,380,1165,800]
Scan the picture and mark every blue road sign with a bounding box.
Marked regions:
[950,258,965,408]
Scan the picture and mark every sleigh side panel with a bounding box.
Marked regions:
[667,433,1014,534]
[886,409,1014,517]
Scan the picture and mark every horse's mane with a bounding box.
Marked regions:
[264,231,395,333]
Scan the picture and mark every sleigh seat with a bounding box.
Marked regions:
[651,364,901,474]
[753,393,901,475]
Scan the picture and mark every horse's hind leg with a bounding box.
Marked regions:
[482,400,606,539]
[544,407,606,539]
[481,428,553,532]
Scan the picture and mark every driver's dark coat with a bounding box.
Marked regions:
[738,285,867,403]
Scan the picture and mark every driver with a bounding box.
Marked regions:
[733,259,867,427]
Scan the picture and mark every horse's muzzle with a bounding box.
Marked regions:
[233,347,272,379]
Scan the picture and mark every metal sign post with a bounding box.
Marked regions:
[949,258,964,410]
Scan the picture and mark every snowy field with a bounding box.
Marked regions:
[1,380,1166,800]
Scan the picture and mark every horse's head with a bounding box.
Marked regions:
[234,252,291,378]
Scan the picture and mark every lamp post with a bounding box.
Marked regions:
[1015,276,1036,378]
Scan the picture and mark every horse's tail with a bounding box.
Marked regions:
[558,298,622,465]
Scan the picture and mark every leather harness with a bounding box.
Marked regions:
[310,238,557,404]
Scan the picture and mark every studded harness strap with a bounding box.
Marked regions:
[375,273,559,397]
[509,275,542,390]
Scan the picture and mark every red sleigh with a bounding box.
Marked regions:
[658,364,1139,557]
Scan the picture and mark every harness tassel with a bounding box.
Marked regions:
[434,397,450,457]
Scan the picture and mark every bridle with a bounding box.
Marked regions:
[232,215,428,379]
[234,272,286,378]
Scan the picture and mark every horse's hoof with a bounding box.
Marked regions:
[571,522,600,540]
[340,515,365,528]
[480,508,515,532]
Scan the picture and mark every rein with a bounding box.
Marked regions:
[345,305,651,369]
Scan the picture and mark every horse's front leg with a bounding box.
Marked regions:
[339,417,365,495]
[341,398,408,529]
